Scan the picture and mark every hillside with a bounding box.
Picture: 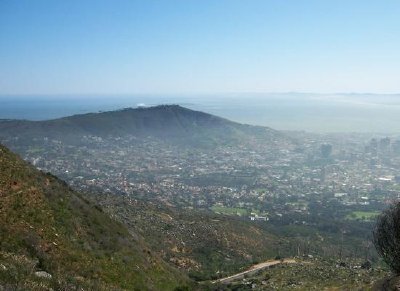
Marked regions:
[90,193,281,282]
[0,105,282,146]
[213,256,388,290]
[0,144,190,290]
[88,192,392,288]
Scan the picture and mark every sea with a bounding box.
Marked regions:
[1,93,400,133]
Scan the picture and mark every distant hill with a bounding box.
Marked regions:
[0,105,283,146]
[0,144,190,290]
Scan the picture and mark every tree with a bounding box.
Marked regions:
[373,202,400,273]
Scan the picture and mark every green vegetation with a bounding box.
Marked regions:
[0,144,190,290]
[346,211,380,221]
[211,205,249,216]
[26,147,44,154]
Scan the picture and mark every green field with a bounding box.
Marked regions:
[27,146,44,154]
[346,211,380,221]
[211,205,249,216]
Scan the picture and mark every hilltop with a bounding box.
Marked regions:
[0,105,282,147]
[0,144,190,290]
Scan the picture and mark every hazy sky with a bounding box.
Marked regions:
[1,0,400,95]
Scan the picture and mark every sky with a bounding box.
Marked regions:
[1,0,400,95]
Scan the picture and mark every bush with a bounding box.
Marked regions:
[373,202,400,273]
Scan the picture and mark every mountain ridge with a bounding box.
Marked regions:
[0,105,282,146]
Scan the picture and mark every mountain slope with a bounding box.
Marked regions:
[0,105,282,146]
[213,256,387,290]
[0,144,190,290]
[91,193,282,281]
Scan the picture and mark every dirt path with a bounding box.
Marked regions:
[213,258,297,284]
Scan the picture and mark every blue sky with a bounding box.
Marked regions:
[1,0,400,94]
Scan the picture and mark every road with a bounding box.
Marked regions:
[213,258,297,284]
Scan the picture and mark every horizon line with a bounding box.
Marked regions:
[1,91,400,97]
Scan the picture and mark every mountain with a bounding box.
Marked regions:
[0,144,191,290]
[0,105,282,146]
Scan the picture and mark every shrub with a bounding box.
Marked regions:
[373,202,400,273]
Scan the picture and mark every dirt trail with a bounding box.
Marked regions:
[213,258,297,284]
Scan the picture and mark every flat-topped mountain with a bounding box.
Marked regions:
[0,105,282,146]
[0,144,190,290]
